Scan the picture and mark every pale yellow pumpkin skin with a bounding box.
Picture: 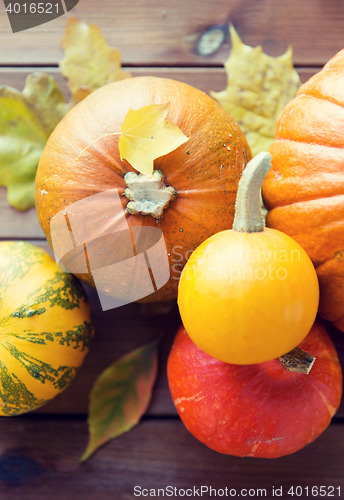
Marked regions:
[0,241,93,416]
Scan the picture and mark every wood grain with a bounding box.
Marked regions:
[1,239,342,419]
[0,417,342,500]
[32,280,344,418]
[1,3,344,493]
[0,0,344,66]
[33,280,181,417]
[1,64,333,418]
[0,188,44,240]
[0,66,318,94]
[0,66,317,238]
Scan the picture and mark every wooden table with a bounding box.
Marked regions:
[1,1,344,498]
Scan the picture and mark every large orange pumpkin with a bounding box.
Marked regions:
[262,49,344,330]
[35,77,251,303]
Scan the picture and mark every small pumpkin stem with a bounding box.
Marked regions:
[233,151,315,374]
[233,151,272,233]
[124,170,177,219]
[279,347,316,374]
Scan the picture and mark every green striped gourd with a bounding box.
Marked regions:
[0,241,93,416]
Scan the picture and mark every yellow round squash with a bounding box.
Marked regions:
[0,241,93,416]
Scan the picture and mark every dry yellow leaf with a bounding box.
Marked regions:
[210,26,301,156]
[60,17,131,103]
[119,103,189,177]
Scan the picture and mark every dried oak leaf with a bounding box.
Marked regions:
[0,73,68,210]
[211,25,301,156]
[60,17,131,104]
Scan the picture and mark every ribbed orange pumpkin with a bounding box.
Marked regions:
[263,49,344,330]
[35,77,251,303]
[168,321,342,458]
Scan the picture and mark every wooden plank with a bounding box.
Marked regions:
[0,239,337,419]
[0,67,225,239]
[0,66,317,239]
[0,66,318,93]
[33,281,180,417]
[0,66,228,97]
[0,0,344,66]
[1,64,343,419]
[1,246,344,419]
[0,239,178,416]
[0,188,45,240]
[34,283,344,419]
[0,417,342,500]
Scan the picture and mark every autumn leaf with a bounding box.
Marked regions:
[60,17,131,104]
[119,103,189,177]
[210,25,301,156]
[0,73,68,210]
[76,103,189,177]
[81,339,159,461]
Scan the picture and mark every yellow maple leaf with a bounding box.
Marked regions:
[59,17,131,104]
[119,103,189,177]
[210,25,301,156]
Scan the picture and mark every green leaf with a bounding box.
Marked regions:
[81,338,159,461]
[210,25,301,156]
[59,17,131,104]
[0,73,68,210]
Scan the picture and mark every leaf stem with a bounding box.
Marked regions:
[75,132,121,161]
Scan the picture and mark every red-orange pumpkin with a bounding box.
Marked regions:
[167,321,342,458]
[35,77,251,303]
[262,49,344,330]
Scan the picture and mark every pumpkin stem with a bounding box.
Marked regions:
[232,151,272,233]
[124,170,177,219]
[279,347,316,374]
[233,151,316,375]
